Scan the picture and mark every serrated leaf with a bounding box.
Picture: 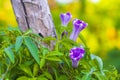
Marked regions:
[4,47,14,64]
[24,37,40,64]
[46,57,61,62]
[15,36,23,52]
[40,58,45,69]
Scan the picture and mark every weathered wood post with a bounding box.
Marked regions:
[11,0,56,38]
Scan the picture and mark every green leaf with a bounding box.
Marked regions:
[42,48,49,56]
[7,26,20,31]
[63,56,70,67]
[47,51,63,57]
[44,72,53,80]
[58,75,67,80]
[91,54,103,71]
[19,64,33,77]
[37,77,48,80]
[55,41,59,51]
[33,63,39,76]
[82,73,91,80]
[46,57,61,62]
[93,72,106,80]
[15,36,23,52]
[79,34,88,47]
[42,36,56,42]
[0,31,5,35]
[4,47,14,64]
[62,38,78,46]
[17,76,29,80]
[23,29,32,36]
[60,41,72,50]
[75,76,82,80]
[40,58,45,69]
[24,37,40,64]
[52,68,58,80]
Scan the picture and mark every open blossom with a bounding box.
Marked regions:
[60,12,72,26]
[70,47,85,68]
[70,19,88,41]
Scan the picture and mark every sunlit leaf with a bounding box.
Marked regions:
[44,72,53,80]
[82,73,91,80]
[47,51,63,56]
[24,37,40,65]
[33,63,39,76]
[42,48,49,56]
[79,34,87,47]
[23,29,32,36]
[63,56,70,67]
[15,36,23,52]
[91,54,103,71]
[4,47,14,64]
[42,36,56,42]
[19,64,33,77]
[58,75,67,80]
[17,76,29,80]
[37,77,48,80]
[52,68,58,80]
[46,57,61,62]
[40,58,45,69]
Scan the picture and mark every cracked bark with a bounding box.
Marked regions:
[11,0,56,38]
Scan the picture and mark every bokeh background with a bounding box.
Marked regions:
[0,0,120,72]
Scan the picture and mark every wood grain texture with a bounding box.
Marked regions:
[11,0,56,37]
[11,0,28,31]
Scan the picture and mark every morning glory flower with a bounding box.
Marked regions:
[70,47,85,68]
[70,19,88,41]
[60,12,72,26]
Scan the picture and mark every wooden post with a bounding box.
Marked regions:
[11,0,56,37]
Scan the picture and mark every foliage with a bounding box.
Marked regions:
[0,0,120,79]
[0,24,120,80]
[1,0,120,72]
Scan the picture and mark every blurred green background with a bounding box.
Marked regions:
[0,0,120,72]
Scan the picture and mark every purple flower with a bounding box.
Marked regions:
[70,47,85,68]
[70,19,88,41]
[60,12,72,26]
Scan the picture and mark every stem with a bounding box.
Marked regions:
[78,34,92,60]
[1,65,10,80]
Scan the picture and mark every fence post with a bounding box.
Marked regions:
[11,0,56,37]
